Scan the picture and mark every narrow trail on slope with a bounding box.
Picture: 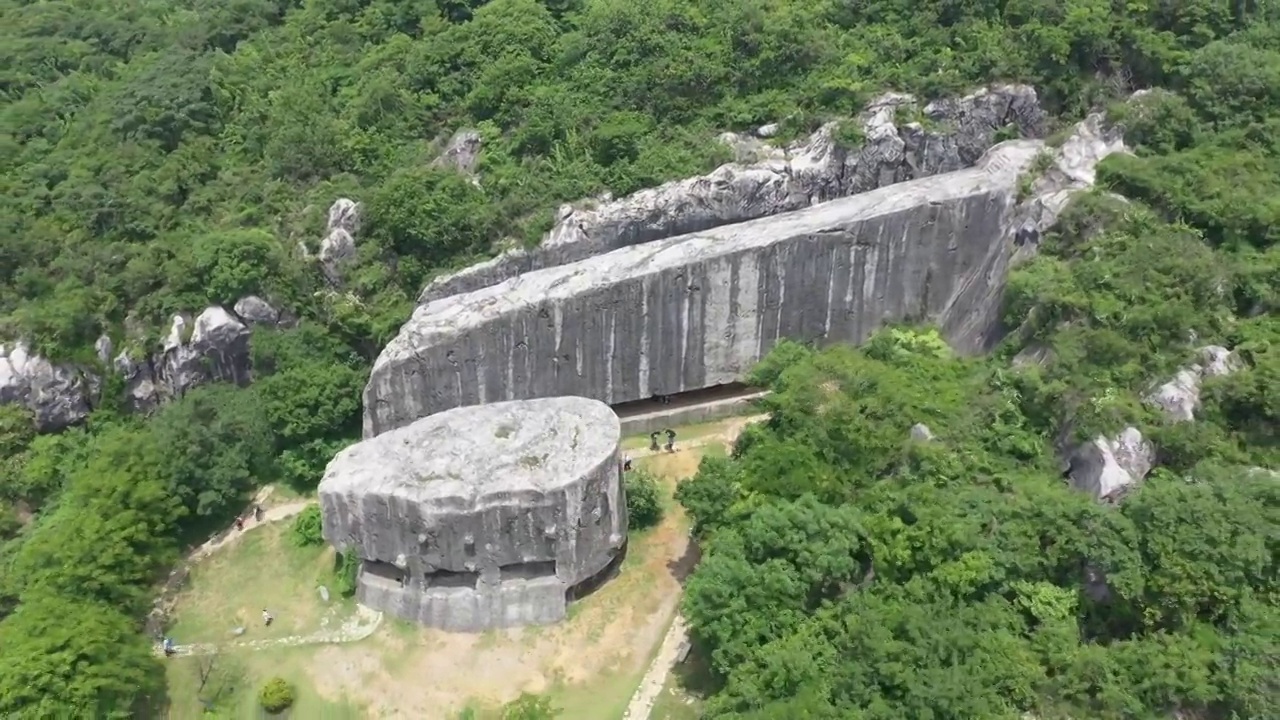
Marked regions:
[623,414,768,720]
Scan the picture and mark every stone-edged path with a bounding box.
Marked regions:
[158,487,385,657]
[622,413,768,720]
[163,604,383,658]
[622,615,689,719]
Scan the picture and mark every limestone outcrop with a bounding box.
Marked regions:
[431,128,484,177]
[0,343,94,429]
[1,298,291,429]
[420,85,1046,303]
[365,141,1044,436]
[318,198,362,285]
[1145,345,1244,422]
[1064,427,1156,502]
[319,396,626,631]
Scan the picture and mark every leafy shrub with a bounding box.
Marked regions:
[258,677,295,714]
[501,692,560,719]
[289,505,324,547]
[625,468,664,531]
[335,552,359,598]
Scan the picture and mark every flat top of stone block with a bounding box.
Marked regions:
[320,396,620,503]
[374,140,1043,370]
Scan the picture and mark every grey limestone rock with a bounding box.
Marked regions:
[232,295,285,327]
[363,141,1046,437]
[0,342,94,431]
[1007,111,1128,257]
[419,84,1046,304]
[2,303,262,427]
[1065,427,1155,502]
[431,128,484,176]
[1145,345,1245,422]
[319,198,362,285]
[319,396,626,631]
[909,423,935,441]
[156,307,253,399]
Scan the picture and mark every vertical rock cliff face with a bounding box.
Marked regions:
[319,397,625,631]
[364,141,1049,437]
[420,85,1045,304]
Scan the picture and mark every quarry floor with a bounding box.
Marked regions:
[160,412,765,719]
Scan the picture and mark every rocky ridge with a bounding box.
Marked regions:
[420,84,1047,303]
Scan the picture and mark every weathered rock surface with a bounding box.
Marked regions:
[420,85,1046,303]
[319,198,362,285]
[2,300,274,428]
[431,128,483,177]
[909,423,935,441]
[233,295,294,328]
[0,343,94,429]
[366,141,1048,436]
[320,396,626,631]
[1007,111,1128,257]
[1065,427,1155,502]
[1145,345,1244,422]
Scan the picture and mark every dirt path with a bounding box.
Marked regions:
[163,605,383,657]
[622,414,767,720]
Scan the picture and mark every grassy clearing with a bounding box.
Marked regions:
[164,645,366,719]
[166,520,355,644]
[162,420,736,719]
[162,519,366,717]
[621,417,749,451]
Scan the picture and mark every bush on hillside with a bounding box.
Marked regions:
[289,506,323,548]
[625,468,664,531]
[258,677,295,714]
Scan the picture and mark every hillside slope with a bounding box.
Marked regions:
[0,1,1277,717]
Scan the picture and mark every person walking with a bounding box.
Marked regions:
[262,609,273,626]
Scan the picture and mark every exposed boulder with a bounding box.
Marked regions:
[1008,111,1129,258]
[419,84,1047,303]
[364,142,1050,436]
[910,423,935,441]
[370,108,1125,436]
[1065,427,1155,502]
[232,295,294,328]
[431,128,483,177]
[0,342,93,431]
[1145,345,1244,422]
[155,308,253,400]
[319,198,362,285]
[320,396,625,631]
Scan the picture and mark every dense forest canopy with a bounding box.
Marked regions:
[1,0,1278,716]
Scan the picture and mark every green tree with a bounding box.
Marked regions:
[0,592,165,718]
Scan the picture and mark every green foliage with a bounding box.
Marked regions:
[257,677,296,714]
[624,468,663,531]
[335,552,360,598]
[681,336,1278,719]
[0,591,164,719]
[149,385,277,519]
[2,0,1279,715]
[500,692,560,720]
[290,505,324,548]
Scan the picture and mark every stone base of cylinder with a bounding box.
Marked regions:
[356,542,628,632]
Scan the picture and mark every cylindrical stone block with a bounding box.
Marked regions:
[319,396,627,632]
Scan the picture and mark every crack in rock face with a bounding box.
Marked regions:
[319,396,626,632]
